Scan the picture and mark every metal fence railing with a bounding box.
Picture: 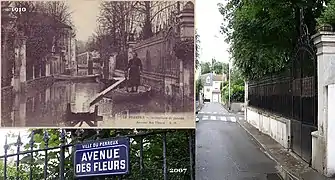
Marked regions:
[248,74,317,127]
[0,129,195,180]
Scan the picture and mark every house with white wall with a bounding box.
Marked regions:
[200,73,226,102]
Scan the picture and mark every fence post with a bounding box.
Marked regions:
[29,131,35,180]
[140,136,144,179]
[244,81,248,122]
[311,30,335,177]
[4,136,9,180]
[59,129,66,180]
[43,131,50,180]
[162,132,167,180]
[16,133,23,180]
[188,130,194,180]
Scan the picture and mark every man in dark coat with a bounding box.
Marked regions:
[126,52,143,92]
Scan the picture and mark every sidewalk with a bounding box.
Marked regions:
[236,118,335,180]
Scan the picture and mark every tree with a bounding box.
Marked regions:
[8,1,73,79]
[317,0,335,28]
[134,1,182,39]
[222,62,229,78]
[196,78,203,100]
[200,60,227,75]
[200,62,211,74]
[221,66,245,103]
[212,61,225,74]
[218,0,328,80]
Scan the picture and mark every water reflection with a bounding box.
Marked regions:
[1,81,103,127]
[1,80,191,127]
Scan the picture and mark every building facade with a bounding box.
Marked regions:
[200,73,226,102]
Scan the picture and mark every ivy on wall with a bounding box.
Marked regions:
[173,38,194,65]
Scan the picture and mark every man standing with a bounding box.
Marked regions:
[126,52,143,92]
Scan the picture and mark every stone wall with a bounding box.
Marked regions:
[115,2,194,106]
[125,27,182,98]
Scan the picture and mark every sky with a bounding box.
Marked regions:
[67,0,101,42]
[0,129,29,156]
[196,0,230,64]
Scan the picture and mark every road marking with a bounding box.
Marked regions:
[202,116,209,120]
[210,116,216,120]
[230,117,236,122]
[220,116,227,121]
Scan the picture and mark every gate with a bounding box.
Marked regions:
[0,129,195,180]
[290,8,318,164]
[247,8,318,164]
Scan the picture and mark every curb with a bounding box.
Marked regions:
[236,119,299,180]
[220,103,244,115]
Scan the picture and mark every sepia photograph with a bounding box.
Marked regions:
[0,128,195,179]
[1,0,195,128]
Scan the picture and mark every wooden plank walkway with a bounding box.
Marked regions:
[54,74,100,80]
[88,77,126,106]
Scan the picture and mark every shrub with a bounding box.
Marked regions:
[221,84,245,103]
[318,0,335,30]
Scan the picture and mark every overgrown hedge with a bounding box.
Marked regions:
[221,83,244,103]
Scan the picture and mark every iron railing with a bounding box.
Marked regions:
[0,129,195,180]
[248,73,317,127]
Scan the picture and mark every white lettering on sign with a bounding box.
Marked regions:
[76,145,128,175]
[92,160,127,171]
[81,148,121,162]
[76,163,91,173]
[81,140,119,149]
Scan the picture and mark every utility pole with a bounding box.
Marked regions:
[228,59,231,110]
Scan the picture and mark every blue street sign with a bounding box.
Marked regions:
[74,137,130,177]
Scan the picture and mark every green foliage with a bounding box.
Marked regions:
[200,62,211,74]
[200,61,227,75]
[221,67,245,103]
[0,161,30,180]
[219,0,326,80]
[318,0,335,29]
[230,66,244,86]
[196,78,203,100]
[213,61,223,74]
[221,84,245,103]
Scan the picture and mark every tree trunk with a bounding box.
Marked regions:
[143,2,153,39]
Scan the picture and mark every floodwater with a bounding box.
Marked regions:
[1,80,192,127]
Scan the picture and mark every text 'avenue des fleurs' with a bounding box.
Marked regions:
[75,138,130,177]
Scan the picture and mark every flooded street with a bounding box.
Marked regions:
[1,80,192,127]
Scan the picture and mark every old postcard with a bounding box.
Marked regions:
[1,1,195,128]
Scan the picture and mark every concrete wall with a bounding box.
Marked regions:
[231,102,244,112]
[310,31,335,177]
[246,107,291,149]
[327,84,335,175]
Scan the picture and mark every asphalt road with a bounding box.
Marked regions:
[196,102,282,180]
